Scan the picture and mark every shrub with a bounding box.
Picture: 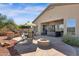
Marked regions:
[63,35,79,47]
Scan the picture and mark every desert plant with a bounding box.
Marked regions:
[63,35,79,47]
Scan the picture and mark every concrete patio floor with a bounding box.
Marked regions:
[13,36,76,56]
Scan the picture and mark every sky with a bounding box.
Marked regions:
[0,3,48,25]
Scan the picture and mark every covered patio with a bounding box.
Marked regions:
[41,19,64,37]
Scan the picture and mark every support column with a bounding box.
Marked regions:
[63,19,67,35]
[75,18,79,37]
[38,24,42,35]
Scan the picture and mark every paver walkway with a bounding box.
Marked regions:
[13,36,76,56]
[35,36,76,56]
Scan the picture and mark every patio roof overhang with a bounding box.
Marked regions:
[41,19,64,25]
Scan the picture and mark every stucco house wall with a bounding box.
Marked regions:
[33,4,79,36]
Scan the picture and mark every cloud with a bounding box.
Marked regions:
[0,3,48,24]
[0,4,8,7]
[24,6,46,12]
[0,5,45,16]
[0,4,46,18]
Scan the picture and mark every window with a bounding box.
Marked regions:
[55,24,64,31]
[67,18,76,35]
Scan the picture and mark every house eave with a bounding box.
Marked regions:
[32,3,77,23]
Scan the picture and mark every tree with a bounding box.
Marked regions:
[5,19,17,30]
[0,13,18,35]
[0,14,7,28]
